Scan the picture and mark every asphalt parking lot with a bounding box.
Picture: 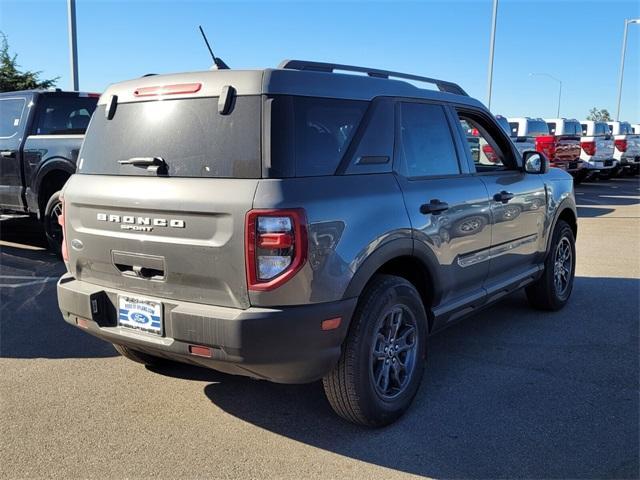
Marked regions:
[1,177,638,480]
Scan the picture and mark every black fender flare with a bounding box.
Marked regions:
[342,237,442,308]
[544,196,578,256]
[30,158,75,211]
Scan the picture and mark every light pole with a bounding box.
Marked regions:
[616,18,639,120]
[486,0,499,110]
[67,0,79,91]
[530,72,562,118]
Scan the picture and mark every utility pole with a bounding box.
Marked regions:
[67,0,79,91]
[616,18,639,120]
[486,0,499,110]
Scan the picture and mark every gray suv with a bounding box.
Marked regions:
[57,60,577,426]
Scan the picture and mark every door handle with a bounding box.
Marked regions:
[494,191,515,203]
[0,151,15,158]
[420,199,449,215]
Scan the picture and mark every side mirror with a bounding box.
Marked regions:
[523,150,548,174]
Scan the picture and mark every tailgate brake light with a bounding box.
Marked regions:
[581,140,597,156]
[615,139,628,152]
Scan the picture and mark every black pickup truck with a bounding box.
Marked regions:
[0,89,98,253]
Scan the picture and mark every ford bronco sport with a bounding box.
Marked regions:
[57,60,577,426]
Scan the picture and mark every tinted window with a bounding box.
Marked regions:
[0,98,27,138]
[547,122,557,135]
[620,122,632,134]
[595,123,608,136]
[79,97,261,178]
[458,115,507,171]
[581,123,588,136]
[399,103,460,177]
[508,122,519,137]
[566,122,581,136]
[34,95,97,135]
[270,96,367,177]
[526,120,549,137]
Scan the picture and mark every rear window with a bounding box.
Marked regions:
[526,120,549,137]
[34,95,97,135]
[0,97,27,138]
[78,96,261,178]
[595,122,608,136]
[269,96,367,177]
[564,121,581,136]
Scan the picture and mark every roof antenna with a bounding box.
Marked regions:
[198,25,229,70]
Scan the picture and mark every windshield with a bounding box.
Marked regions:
[78,97,261,178]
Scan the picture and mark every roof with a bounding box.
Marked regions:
[0,89,98,96]
[98,60,485,109]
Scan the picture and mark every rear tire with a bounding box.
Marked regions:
[323,275,427,427]
[526,220,576,311]
[43,190,63,257]
[113,344,166,367]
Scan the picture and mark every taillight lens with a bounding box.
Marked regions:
[481,144,498,163]
[536,135,556,159]
[58,195,68,262]
[245,209,307,291]
[615,139,628,152]
[581,140,596,156]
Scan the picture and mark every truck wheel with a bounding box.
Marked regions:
[43,191,64,256]
[323,275,427,427]
[525,220,575,311]
[113,344,166,367]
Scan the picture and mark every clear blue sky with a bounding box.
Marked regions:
[1,0,638,121]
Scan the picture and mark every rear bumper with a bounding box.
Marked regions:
[583,159,617,170]
[57,274,357,384]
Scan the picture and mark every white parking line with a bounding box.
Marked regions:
[0,276,58,288]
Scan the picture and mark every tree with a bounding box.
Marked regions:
[0,32,58,92]
[587,107,612,122]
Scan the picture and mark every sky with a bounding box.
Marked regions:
[1,0,639,121]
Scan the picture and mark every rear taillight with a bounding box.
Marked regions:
[59,195,68,262]
[481,144,498,163]
[245,209,307,291]
[535,135,556,159]
[581,140,597,156]
[615,139,628,152]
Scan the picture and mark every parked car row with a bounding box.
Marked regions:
[492,115,640,182]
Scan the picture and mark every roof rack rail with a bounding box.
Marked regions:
[278,59,468,97]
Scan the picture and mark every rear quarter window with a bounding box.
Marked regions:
[269,96,367,177]
[547,122,557,135]
[508,122,519,137]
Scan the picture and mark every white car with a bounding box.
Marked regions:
[607,121,640,175]
[579,121,617,177]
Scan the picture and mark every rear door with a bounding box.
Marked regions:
[453,107,547,290]
[64,93,262,309]
[394,101,492,324]
[0,94,32,209]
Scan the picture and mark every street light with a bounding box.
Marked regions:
[616,18,640,120]
[67,0,79,91]
[529,72,562,118]
[486,0,499,109]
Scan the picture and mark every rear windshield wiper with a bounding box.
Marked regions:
[118,156,168,174]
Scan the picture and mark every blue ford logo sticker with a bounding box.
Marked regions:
[130,312,149,324]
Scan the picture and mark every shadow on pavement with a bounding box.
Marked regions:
[576,206,616,218]
[197,276,639,479]
[1,217,117,359]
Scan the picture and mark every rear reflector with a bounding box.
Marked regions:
[189,345,213,358]
[321,317,342,331]
[76,317,89,329]
[134,83,202,97]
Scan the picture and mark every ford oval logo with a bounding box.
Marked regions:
[130,312,149,324]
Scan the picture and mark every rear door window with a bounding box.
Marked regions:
[79,96,261,178]
[398,102,460,177]
[0,97,27,139]
[269,96,367,177]
[33,95,97,135]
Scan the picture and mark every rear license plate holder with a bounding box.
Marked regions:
[118,295,163,336]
